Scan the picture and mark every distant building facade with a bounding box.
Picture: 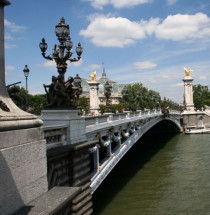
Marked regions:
[81,68,127,105]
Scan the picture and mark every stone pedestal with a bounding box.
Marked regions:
[0,128,48,215]
[41,109,87,145]
[88,82,100,115]
[0,2,48,214]
[183,77,195,112]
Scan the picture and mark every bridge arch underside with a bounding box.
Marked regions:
[90,116,181,193]
[147,119,181,134]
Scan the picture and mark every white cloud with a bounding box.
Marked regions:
[6,65,15,71]
[29,86,45,95]
[5,34,14,40]
[155,13,210,41]
[80,14,145,47]
[5,72,10,76]
[5,43,17,49]
[159,74,173,80]
[87,0,151,10]
[171,82,184,87]
[80,13,210,47]
[133,61,157,70]
[4,19,26,32]
[166,0,177,6]
[198,75,208,80]
[85,64,101,71]
[43,61,56,68]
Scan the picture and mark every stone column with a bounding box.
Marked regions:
[0,2,48,214]
[88,81,100,115]
[183,76,194,112]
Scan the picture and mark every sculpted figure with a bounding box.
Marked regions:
[53,75,69,107]
[184,68,193,78]
[90,71,97,82]
[43,76,57,105]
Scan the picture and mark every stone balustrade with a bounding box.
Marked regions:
[43,125,68,149]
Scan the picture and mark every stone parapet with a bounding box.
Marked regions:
[13,187,81,215]
[42,109,87,145]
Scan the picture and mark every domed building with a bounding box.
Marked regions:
[81,68,126,105]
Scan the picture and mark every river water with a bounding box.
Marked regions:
[93,133,210,215]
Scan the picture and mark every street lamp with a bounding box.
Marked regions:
[39,17,83,108]
[23,65,30,106]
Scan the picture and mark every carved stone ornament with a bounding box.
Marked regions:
[0,100,10,112]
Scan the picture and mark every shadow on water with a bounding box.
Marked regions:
[92,130,177,215]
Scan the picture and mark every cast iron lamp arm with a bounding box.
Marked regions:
[41,52,54,61]
[69,56,81,62]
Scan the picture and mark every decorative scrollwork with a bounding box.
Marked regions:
[0,100,10,112]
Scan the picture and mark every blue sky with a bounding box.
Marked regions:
[4,0,210,103]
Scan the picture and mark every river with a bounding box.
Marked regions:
[93,133,210,215]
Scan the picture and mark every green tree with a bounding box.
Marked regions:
[122,83,161,111]
[29,94,48,115]
[193,84,210,109]
[8,86,27,109]
[79,96,89,112]
[99,104,106,114]
[111,103,125,113]
[8,85,48,115]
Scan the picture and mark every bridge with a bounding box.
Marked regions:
[43,109,182,198]
[0,2,183,214]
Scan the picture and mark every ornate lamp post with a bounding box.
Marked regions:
[39,17,83,108]
[104,81,112,112]
[23,65,30,106]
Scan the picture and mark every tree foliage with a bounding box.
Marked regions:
[29,94,48,115]
[8,86,27,109]
[121,83,160,111]
[79,96,89,112]
[8,85,47,115]
[121,83,180,111]
[193,84,210,109]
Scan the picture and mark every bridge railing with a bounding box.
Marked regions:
[169,110,181,114]
[42,109,179,149]
[84,109,162,127]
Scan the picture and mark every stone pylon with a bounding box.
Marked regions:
[88,81,100,116]
[183,68,195,112]
[0,1,48,214]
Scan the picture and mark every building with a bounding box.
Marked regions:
[81,68,127,105]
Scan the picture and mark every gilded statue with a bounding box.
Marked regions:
[90,71,97,82]
[184,68,193,78]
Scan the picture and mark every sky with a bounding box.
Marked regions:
[4,0,210,103]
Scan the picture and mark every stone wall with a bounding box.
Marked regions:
[182,112,210,129]
[47,140,98,215]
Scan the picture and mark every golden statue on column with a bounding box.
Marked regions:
[184,68,193,79]
[90,71,97,82]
